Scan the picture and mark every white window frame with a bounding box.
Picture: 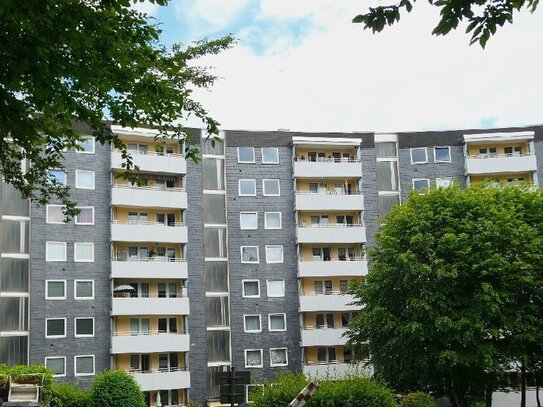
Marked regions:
[412,178,431,191]
[75,170,95,190]
[240,212,258,230]
[265,245,284,264]
[242,279,260,298]
[244,349,263,368]
[264,212,282,229]
[269,347,289,367]
[74,242,94,263]
[76,136,95,154]
[262,179,280,196]
[46,205,66,224]
[246,384,264,404]
[238,179,256,196]
[241,246,259,264]
[237,147,255,163]
[46,241,67,262]
[433,146,452,163]
[45,357,66,377]
[74,355,95,376]
[45,280,67,300]
[410,147,428,164]
[266,279,285,298]
[268,313,287,332]
[436,177,454,188]
[74,280,95,300]
[261,147,279,164]
[45,318,67,338]
[74,317,95,338]
[75,206,95,225]
[243,314,262,333]
[49,170,67,185]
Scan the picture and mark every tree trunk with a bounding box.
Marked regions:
[536,372,541,407]
[521,360,527,407]
[485,373,494,407]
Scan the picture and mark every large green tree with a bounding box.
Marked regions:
[0,0,233,216]
[346,184,543,407]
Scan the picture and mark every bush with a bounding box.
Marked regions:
[90,370,145,407]
[400,392,435,407]
[51,384,92,407]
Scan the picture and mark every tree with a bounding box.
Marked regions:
[90,370,145,407]
[0,0,233,217]
[346,184,543,407]
[352,0,539,48]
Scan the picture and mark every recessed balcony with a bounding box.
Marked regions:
[111,293,190,316]
[112,184,187,209]
[465,153,537,175]
[111,331,190,354]
[111,258,188,279]
[293,159,362,179]
[303,362,372,380]
[111,221,188,243]
[131,369,191,391]
[295,192,364,211]
[111,150,186,174]
[299,293,359,312]
[298,259,368,278]
[297,225,366,244]
[301,327,347,347]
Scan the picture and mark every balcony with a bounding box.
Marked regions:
[112,184,187,209]
[299,293,359,312]
[111,258,188,279]
[303,362,372,380]
[111,293,190,316]
[298,259,368,278]
[465,153,537,175]
[295,192,364,211]
[111,150,186,174]
[111,221,188,243]
[301,328,347,347]
[111,331,190,354]
[131,368,191,391]
[297,225,366,244]
[294,159,362,179]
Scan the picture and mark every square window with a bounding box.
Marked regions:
[74,355,95,376]
[436,178,454,188]
[262,179,280,196]
[412,178,430,191]
[238,147,255,163]
[243,280,260,298]
[264,212,282,229]
[48,170,67,185]
[75,318,94,337]
[75,280,94,299]
[46,280,66,300]
[434,146,451,163]
[46,242,66,262]
[46,205,66,224]
[46,318,66,338]
[240,212,258,230]
[269,314,286,331]
[410,148,428,164]
[45,357,66,377]
[75,170,95,189]
[244,315,262,333]
[267,279,285,297]
[76,136,95,154]
[262,147,279,164]
[244,349,263,368]
[241,246,259,263]
[270,348,288,367]
[265,246,283,263]
[239,179,256,196]
[74,243,94,262]
[75,207,94,225]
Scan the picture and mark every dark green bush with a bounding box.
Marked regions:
[400,392,435,407]
[90,370,145,407]
[51,384,92,407]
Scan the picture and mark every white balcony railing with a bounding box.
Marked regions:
[112,184,187,209]
[294,159,362,178]
[465,153,537,175]
[303,362,372,379]
[297,224,366,244]
[111,295,190,316]
[298,258,368,277]
[299,293,359,312]
[130,368,191,391]
[301,327,348,347]
[111,150,186,174]
[295,192,364,211]
[111,330,190,354]
[111,221,188,243]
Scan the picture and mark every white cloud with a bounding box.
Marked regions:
[132,1,160,16]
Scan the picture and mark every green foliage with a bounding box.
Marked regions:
[250,372,396,407]
[90,370,145,407]
[51,384,92,407]
[400,392,435,407]
[0,0,233,218]
[0,364,54,406]
[187,401,204,407]
[352,0,539,48]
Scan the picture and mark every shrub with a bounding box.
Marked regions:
[400,392,435,407]
[0,364,54,406]
[90,370,145,407]
[51,384,92,407]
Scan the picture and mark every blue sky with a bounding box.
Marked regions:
[136,0,543,132]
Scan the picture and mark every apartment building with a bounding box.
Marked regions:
[1,124,542,406]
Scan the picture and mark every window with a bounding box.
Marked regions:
[204,228,227,258]
[202,158,225,190]
[74,355,95,376]
[412,178,430,191]
[45,357,66,377]
[75,207,94,225]
[434,146,451,163]
[317,347,337,363]
[241,246,259,263]
[46,280,66,300]
[238,179,256,196]
[262,179,280,196]
[206,262,228,292]
[46,242,66,262]
[204,195,226,224]
[48,170,67,185]
[240,212,258,230]
[46,318,66,338]
[206,296,229,327]
[46,205,65,224]
[267,279,285,297]
[75,280,94,299]
[75,170,95,189]
[76,136,95,154]
[378,194,400,219]
[74,243,94,262]
[75,318,94,337]
[262,147,279,164]
[410,147,428,164]
[242,280,260,298]
[436,178,454,188]
[264,212,282,229]
[265,245,283,263]
[316,313,334,328]
[244,315,262,333]
[375,142,397,158]
[269,313,286,331]
[244,349,263,368]
[207,330,230,362]
[479,147,497,158]
[376,161,399,191]
[238,147,255,163]
[270,348,288,367]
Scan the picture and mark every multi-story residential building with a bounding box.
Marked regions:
[1,124,542,406]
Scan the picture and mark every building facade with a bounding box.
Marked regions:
[1,124,542,406]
